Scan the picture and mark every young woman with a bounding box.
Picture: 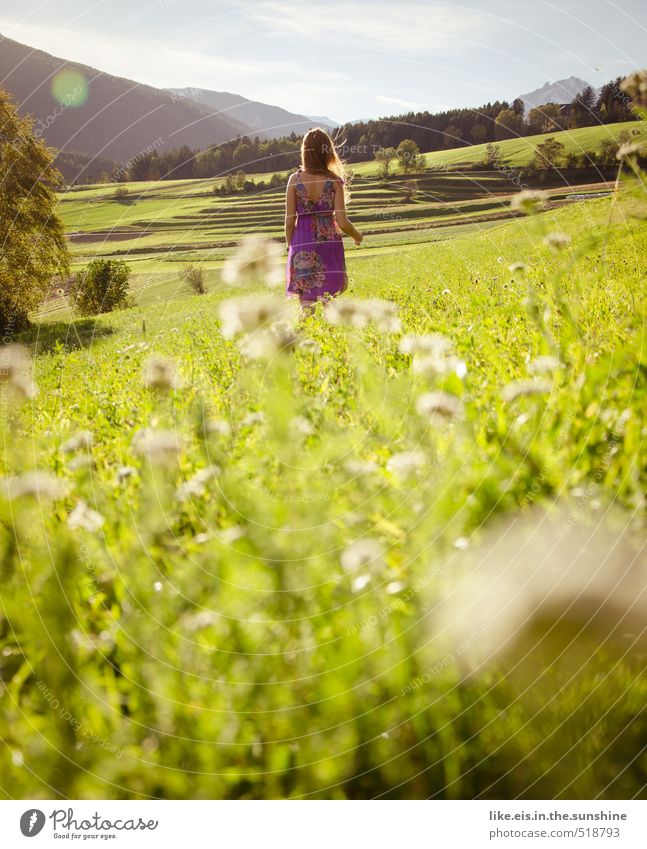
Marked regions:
[285,128,363,306]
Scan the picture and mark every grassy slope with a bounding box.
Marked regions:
[4,195,644,799]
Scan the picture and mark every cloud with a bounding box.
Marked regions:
[246,0,490,53]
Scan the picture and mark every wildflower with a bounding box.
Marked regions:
[1,471,64,501]
[508,262,527,276]
[175,465,220,502]
[242,411,265,427]
[56,287,65,296]
[142,355,180,391]
[510,190,545,214]
[340,538,385,572]
[62,430,94,453]
[527,355,561,375]
[132,428,181,464]
[543,232,571,253]
[68,454,96,471]
[325,298,401,333]
[619,70,647,109]
[344,458,380,476]
[616,141,644,159]
[116,465,137,482]
[416,391,460,423]
[399,333,452,357]
[218,296,294,339]
[435,508,647,673]
[298,338,322,353]
[501,378,552,402]
[413,354,467,380]
[289,416,316,436]
[68,500,105,533]
[238,320,299,360]
[222,236,284,287]
[352,574,371,592]
[205,419,231,437]
[0,344,37,399]
[386,450,425,478]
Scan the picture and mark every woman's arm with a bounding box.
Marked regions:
[285,174,297,248]
[334,181,363,245]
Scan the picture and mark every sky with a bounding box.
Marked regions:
[0,0,645,122]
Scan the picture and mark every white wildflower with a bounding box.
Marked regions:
[340,538,385,573]
[413,354,466,380]
[289,416,315,436]
[175,465,220,502]
[352,574,371,592]
[616,141,644,159]
[543,232,571,253]
[116,465,137,482]
[386,450,425,478]
[508,262,527,276]
[62,430,93,453]
[510,190,545,214]
[238,319,299,360]
[344,458,380,476]
[325,298,401,333]
[416,391,460,423]
[1,471,64,501]
[528,355,561,375]
[501,378,552,402]
[0,344,37,399]
[399,333,452,357]
[298,338,322,353]
[206,419,231,437]
[221,236,284,287]
[68,499,105,533]
[218,296,295,339]
[242,411,265,427]
[142,355,180,391]
[132,428,182,464]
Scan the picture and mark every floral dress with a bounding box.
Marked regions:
[286,169,347,301]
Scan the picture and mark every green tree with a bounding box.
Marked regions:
[527,103,564,134]
[69,259,133,316]
[374,146,397,178]
[495,108,523,140]
[443,124,463,148]
[0,88,69,331]
[530,137,566,170]
[570,86,597,128]
[471,123,488,145]
[396,139,425,174]
[483,142,502,168]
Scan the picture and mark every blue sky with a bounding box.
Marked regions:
[0,0,645,122]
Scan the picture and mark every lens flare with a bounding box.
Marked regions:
[51,69,88,108]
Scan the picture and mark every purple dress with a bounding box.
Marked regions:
[286,169,347,301]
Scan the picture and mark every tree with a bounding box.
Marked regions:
[396,139,425,174]
[570,86,597,128]
[530,137,566,170]
[69,259,133,316]
[443,124,464,148]
[483,143,502,168]
[527,103,564,134]
[0,87,70,331]
[495,108,523,140]
[374,146,397,178]
[471,123,489,145]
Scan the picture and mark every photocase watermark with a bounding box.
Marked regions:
[347,562,443,635]
[33,85,83,139]
[36,680,123,759]
[110,137,165,184]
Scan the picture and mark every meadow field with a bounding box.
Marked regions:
[1,123,645,800]
[39,121,646,319]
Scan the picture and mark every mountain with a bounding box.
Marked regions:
[519,76,594,109]
[168,88,335,139]
[307,115,341,129]
[0,35,246,163]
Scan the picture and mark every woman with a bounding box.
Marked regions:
[285,128,363,307]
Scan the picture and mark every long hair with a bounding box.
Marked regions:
[301,127,345,180]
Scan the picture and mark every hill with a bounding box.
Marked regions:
[167,88,334,139]
[0,34,246,163]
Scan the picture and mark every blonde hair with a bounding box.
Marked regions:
[301,127,344,180]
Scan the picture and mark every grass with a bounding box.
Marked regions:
[1,180,645,799]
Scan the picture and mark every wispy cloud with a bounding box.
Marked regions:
[246,0,490,53]
[374,94,450,112]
